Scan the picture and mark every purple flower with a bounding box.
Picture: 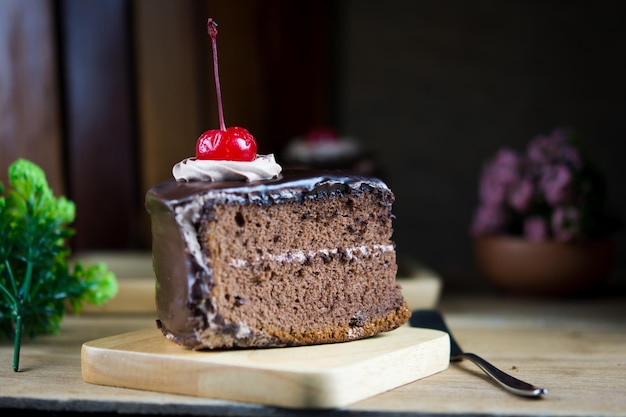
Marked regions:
[470,204,510,237]
[524,216,549,241]
[488,148,521,186]
[551,206,581,242]
[527,134,555,165]
[527,128,566,163]
[470,127,608,241]
[479,174,507,205]
[560,144,583,170]
[507,178,534,213]
[540,164,573,205]
[478,148,521,205]
[527,128,583,169]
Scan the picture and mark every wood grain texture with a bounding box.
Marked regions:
[132,0,208,246]
[0,0,65,194]
[133,0,206,191]
[81,326,449,409]
[2,296,626,415]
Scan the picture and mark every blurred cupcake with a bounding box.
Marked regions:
[282,126,383,178]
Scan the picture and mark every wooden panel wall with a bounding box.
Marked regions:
[0,0,65,196]
[59,0,138,249]
[133,0,208,246]
[0,0,334,251]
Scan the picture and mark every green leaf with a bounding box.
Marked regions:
[0,158,118,371]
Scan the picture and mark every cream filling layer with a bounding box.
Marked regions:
[227,244,394,268]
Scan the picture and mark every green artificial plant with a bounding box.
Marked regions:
[0,159,118,371]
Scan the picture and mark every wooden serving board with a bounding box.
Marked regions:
[81,326,449,409]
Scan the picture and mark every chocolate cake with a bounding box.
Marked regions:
[145,18,408,350]
[146,170,410,350]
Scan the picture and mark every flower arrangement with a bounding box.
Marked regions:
[470,128,614,242]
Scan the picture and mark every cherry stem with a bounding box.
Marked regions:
[208,18,226,131]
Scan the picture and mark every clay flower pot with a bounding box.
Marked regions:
[474,236,615,296]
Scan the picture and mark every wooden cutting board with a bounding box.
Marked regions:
[81,326,449,409]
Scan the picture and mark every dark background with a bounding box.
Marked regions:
[2,0,624,292]
[335,1,626,288]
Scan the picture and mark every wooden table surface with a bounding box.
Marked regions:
[1,293,625,416]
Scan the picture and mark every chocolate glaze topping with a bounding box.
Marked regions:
[147,169,391,208]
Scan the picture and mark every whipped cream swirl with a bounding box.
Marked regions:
[173,154,282,182]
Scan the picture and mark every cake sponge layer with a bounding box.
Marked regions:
[146,171,410,349]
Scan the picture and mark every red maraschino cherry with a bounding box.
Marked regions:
[196,126,256,161]
[196,18,257,161]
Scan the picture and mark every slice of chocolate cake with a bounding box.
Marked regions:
[146,169,410,350]
[145,17,409,350]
